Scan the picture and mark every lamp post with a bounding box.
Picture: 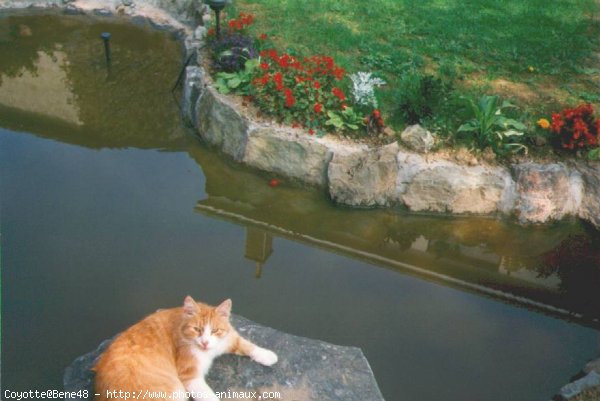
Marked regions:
[204,0,228,39]
[100,32,111,65]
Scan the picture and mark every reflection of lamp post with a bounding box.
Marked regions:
[244,228,273,278]
[204,0,228,39]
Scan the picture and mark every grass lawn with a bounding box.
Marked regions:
[227,0,600,131]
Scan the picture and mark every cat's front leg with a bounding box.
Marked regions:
[184,377,219,401]
[231,337,278,366]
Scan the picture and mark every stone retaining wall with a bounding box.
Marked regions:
[182,65,600,229]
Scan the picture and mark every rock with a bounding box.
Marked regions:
[63,315,385,401]
[92,8,113,16]
[196,86,249,161]
[129,15,150,26]
[328,142,399,206]
[453,146,478,166]
[400,124,435,153]
[399,154,513,214]
[481,147,496,163]
[63,4,84,14]
[194,25,207,40]
[576,163,600,230]
[584,357,600,374]
[184,35,201,56]
[182,66,204,127]
[243,126,332,187]
[513,163,582,224]
[558,371,600,400]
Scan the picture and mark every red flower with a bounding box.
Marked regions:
[274,72,284,91]
[313,81,321,89]
[254,73,270,86]
[227,19,244,31]
[551,113,564,133]
[332,87,346,102]
[552,104,600,151]
[308,129,315,135]
[278,54,290,68]
[259,33,268,40]
[284,88,295,108]
[313,103,323,113]
[207,27,215,36]
[260,62,269,71]
[268,178,280,187]
[372,109,381,119]
[240,12,254,26]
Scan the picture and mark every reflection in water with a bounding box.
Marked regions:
[0,49,82,124]
[244,228,273,278]
[538,234,600,316]
[190,142,600,325]
[0,12,187,149]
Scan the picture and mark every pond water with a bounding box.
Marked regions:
[2,13,600,401]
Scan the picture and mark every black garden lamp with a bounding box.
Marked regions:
[205,0,229,39]
[100,32,111,65]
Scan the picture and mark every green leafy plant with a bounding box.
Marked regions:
[457,95,528,154]
[395,70,453,125]
[214,59,259,95]
[325,106,364,131]
[588,148,600,161]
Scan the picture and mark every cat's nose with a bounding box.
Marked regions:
[200,340,209,348]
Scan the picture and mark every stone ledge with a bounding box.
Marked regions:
[185,65,600,229]
[244,126,333,187]
[63,315,385,401]
[554,356,600,401]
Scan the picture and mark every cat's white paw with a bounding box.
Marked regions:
[251,347,278,366]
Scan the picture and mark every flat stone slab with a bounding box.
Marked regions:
[63,315,385,401]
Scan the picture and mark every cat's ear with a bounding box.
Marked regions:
[215,299,232,318]
[183,295,198,316]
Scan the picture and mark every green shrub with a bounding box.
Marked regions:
[457,95,528,154]
[394,70,453,125]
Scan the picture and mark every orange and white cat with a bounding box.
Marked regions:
[93,296,278,401]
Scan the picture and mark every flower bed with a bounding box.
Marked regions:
[205,9,600,163]
[206,12,383,140]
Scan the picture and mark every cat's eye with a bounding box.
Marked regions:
[193,326,201,333]
[211,328,222,335]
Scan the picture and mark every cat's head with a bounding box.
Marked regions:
[180,295,233,351]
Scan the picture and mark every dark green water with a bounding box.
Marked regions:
[1,13,600,401]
